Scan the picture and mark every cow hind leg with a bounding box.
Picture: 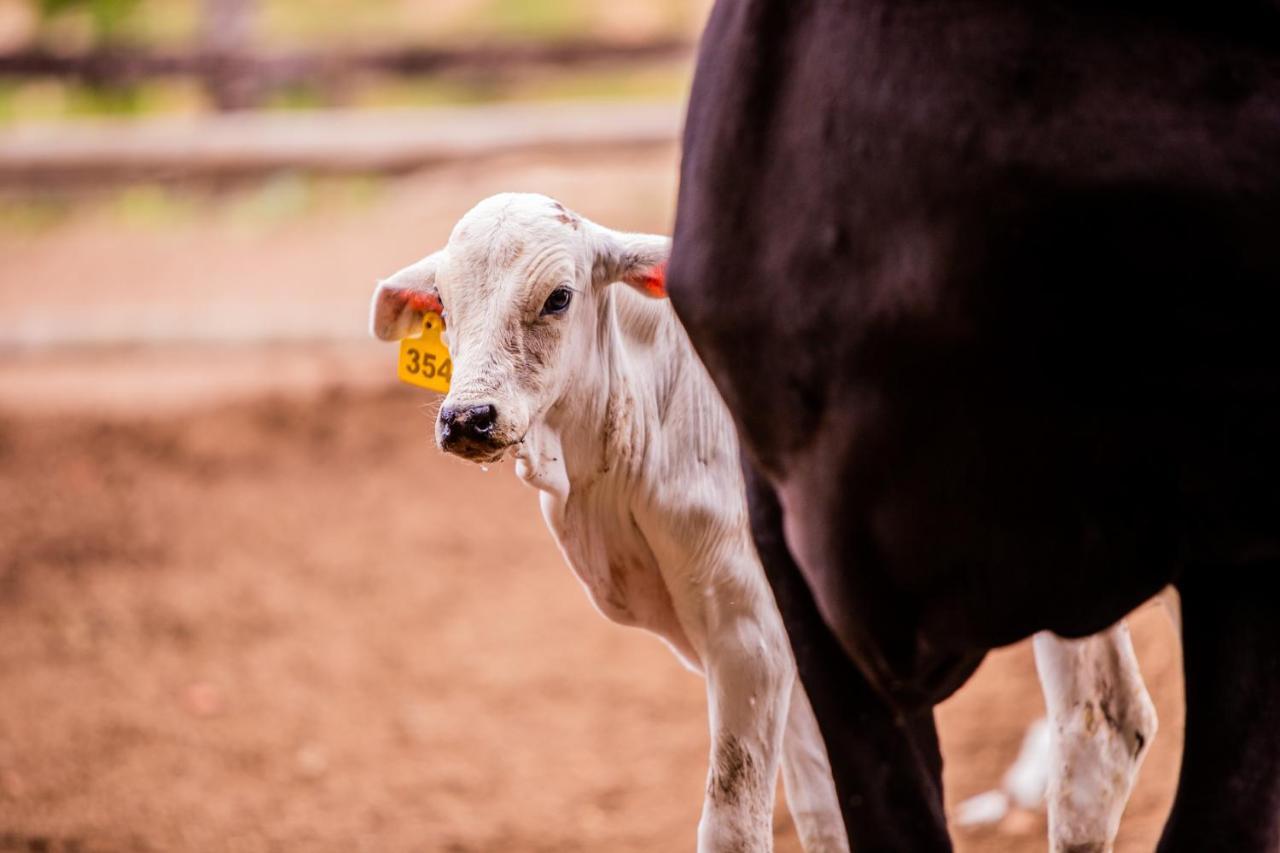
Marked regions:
[1158,569,1280,852]
[742,457,952,852]
[779,681,850,852]
[1034,625,1157,853]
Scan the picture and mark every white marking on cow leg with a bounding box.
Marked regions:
[779,681,850,852]
[1034,624,1157,853]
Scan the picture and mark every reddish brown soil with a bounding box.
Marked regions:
[0,383,1184,852]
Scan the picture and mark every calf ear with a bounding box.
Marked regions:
[592,229,670,298]
[370,251,446,341]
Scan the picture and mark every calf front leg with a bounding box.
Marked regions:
[1034,624,1157,853]
[697,582,795,853]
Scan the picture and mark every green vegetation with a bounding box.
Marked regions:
[28,0,195,47]
[0,78,207,121]
[476,0,587,40]
[36,0,143,40]
[348,61,688,110]
[0,172,389,234]
[19,0,694,49]
[258,0,692,47]
[0,190,74,230]
[1,0,695,122]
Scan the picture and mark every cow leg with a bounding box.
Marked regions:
[779,680,850,852]
[1034,624,1157,853]
[743,458,952,852]
[1158,570,1280,852]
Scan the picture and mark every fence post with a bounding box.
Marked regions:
[200,0,259,111]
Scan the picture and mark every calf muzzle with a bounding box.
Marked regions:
[438,403,503,459]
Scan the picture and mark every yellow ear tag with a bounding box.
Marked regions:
[397,312,451,393]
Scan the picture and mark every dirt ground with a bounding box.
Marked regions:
[1,148,1186,852]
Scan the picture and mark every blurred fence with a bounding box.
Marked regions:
[0,99,681,186]
[0,0,693,184]
[0,25,690,185]
[0,37,692,109]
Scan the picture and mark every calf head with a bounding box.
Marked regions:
[370,192,669,463]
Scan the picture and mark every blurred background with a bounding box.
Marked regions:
[0,2,1183,850]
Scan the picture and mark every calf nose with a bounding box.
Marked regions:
[439,403,498,444]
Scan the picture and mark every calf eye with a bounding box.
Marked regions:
[541,287,573,316]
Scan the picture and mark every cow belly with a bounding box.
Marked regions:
[779,384,1278,707]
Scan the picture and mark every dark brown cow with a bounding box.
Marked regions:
[667,1,1280,850]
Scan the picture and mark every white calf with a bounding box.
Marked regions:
[371,193,848,853]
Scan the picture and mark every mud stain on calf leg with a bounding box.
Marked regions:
[706,735,769,853]
[709,734,755,806]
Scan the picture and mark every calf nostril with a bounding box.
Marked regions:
[466,404,497,434]
[438,404,498,446]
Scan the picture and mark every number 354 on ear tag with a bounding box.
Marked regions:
[397,312,452,393]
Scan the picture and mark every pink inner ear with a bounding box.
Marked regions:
[627,261,667,297]
[405,290,445,318]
